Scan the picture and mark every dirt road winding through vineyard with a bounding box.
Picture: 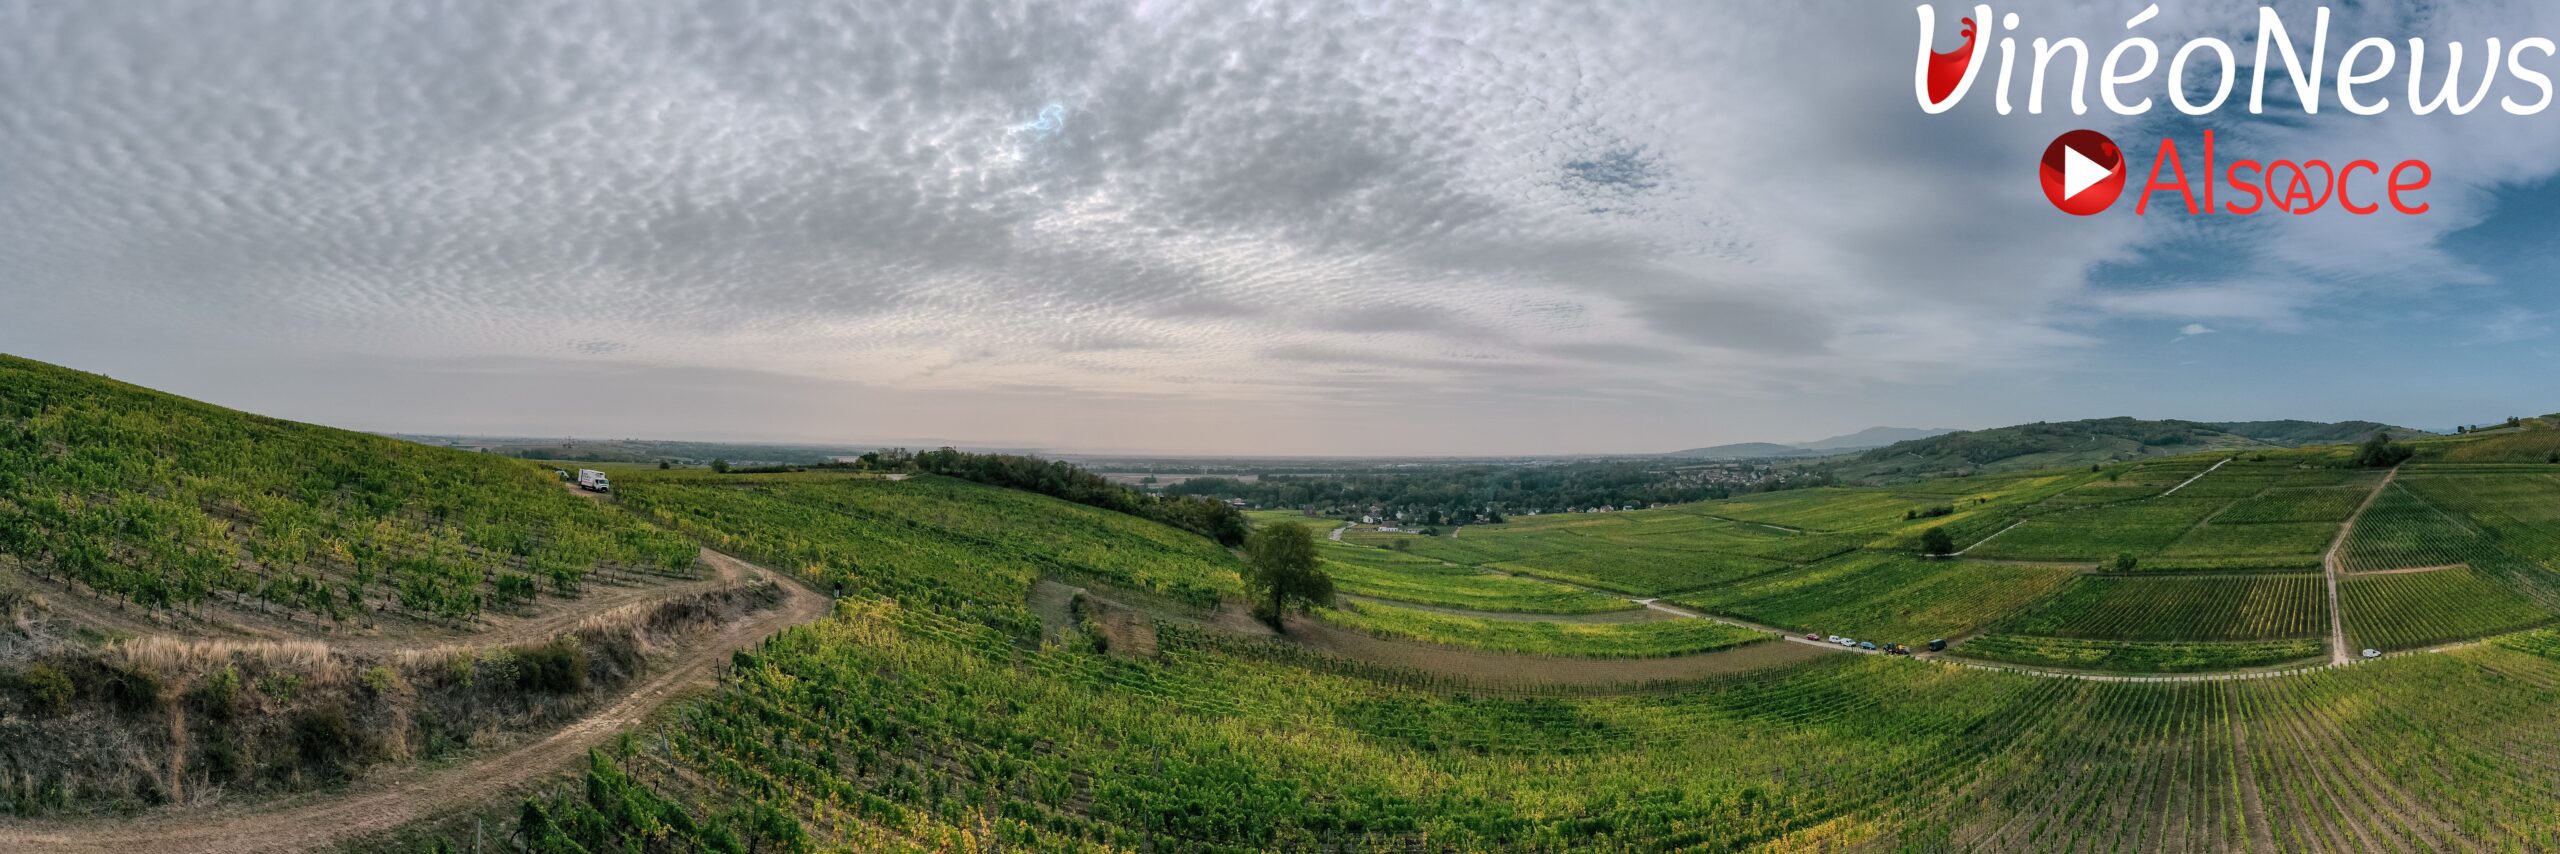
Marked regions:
[0,550,831,854]
[2324,466,2400,664]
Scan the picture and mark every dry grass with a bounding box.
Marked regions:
[110,636,339,675]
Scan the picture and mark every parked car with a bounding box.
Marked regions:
[1859,641,1877,651]
[1836,637,1856,647]
[1807,633,1822,641]
[1927,638,1948,652]
[2362,648,2382,659]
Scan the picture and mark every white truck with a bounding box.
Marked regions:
[577,469,611,492]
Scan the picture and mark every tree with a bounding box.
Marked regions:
[2114,553,2139,572]
[1243,522,1332,631]
[2349,434,2414,468]
[711,458,731,474]
[1920,527,1955,557]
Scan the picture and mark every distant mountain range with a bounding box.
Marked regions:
[1666,427,1960,459]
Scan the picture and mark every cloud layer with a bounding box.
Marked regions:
[2,0,2552,452]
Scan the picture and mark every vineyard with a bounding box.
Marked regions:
[0,356,701,627]
[1314,545,1633,614]
[1954,635,2327,673]
[2341,567,2554,650]
[1989,575,2329,642]
[26,358,2560,851]
[1317,599,1770,658]
[1673,552,2079,645]
[394,514,2560,853]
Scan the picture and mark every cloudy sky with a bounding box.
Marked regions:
[7,0,2560,455]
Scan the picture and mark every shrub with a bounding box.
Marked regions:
[294,706,358,774]
[257,672,303,702]
[20,664,73,714]
[359,665,402,696]
[193,666,243,720]
[103,663,162,714]
[517,638,587,694]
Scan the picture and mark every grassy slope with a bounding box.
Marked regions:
[0,354,698,626]
[1318,599,1768,658]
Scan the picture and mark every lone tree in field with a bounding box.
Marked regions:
[2349,433,2415,468]
[1920,527,1955,557]
[1245,522,1333,631]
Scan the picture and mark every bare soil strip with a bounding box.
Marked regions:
[2347,564,2465,577]
[1336,594,1676,624]
[2324,467,2400,664]
[1949,520,2024,556]
[2158,457,2233,497]
[0,551,830,854]
[1281,616,1833,687]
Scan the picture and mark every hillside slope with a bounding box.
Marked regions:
[0,354,698,634]
[1831,417,2420,480]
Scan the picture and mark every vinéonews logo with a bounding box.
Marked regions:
[1916,3,2537,215]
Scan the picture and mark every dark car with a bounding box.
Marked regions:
[1927,638,1948,652]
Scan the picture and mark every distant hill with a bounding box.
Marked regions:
[1667,426,1959,459]
[1796,426,1959,451]
[1663,442,1823,459]
[1830,417,2425,480]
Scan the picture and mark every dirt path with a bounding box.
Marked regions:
[1283,615,1835,687]
[2347,563,2463,577]
[2323,466,2399,664]
[1697,514,1811,534]
[326,549,750,657]
[1338,594,1676,624]
[2158,457,2233,496]
[1948,520,2025,557]
[0,551,831,854]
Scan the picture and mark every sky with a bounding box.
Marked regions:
[6,0,2560,455]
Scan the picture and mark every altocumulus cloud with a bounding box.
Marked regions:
[0,0,2542,452]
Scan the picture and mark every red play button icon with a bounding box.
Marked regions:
[2041,130,2124,216]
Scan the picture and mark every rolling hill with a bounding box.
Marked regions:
[0,353,701,630]
[1666,426,1958,459]
[1830,417,2424,480]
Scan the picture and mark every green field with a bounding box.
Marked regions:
[1316,545,1633,614]
[1318,600,1769,658]
[2343,567,2556,650]
[36,357,2560,850]
[1955,635,2327,673]
[462,471,2560,852]
[1991,574,2328,641]
[0,355,701,623]
[1674,551,2080,644]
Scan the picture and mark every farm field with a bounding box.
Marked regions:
[2342,567,2555,650]
[1315,544,1634,614]
[0,355,704,627]
[1990,574,2328,642]
[1954,635,2327,673]
[1673,551,2080,645]
[32,356,2560,851]
[1316,599,1770,658]
[1963,495,2229,561]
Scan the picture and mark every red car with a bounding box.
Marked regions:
[1805,633,1822,641]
